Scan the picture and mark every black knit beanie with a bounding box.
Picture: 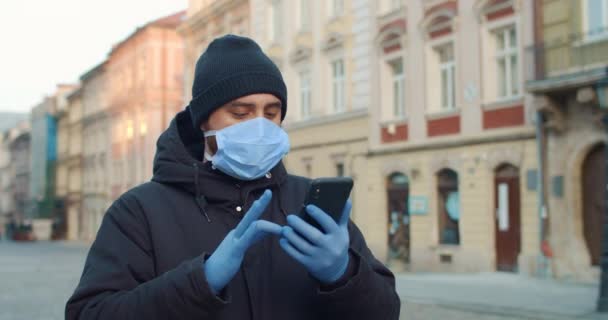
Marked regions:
[189,34,287,129]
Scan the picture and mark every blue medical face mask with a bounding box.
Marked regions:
[204,117,290,181]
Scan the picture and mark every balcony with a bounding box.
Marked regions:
[526,27,608,93]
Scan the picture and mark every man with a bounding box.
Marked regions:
[66,35,400,319]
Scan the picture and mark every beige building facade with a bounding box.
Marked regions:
[182,0,543,275]
[106,12,185,203]
[61,87,85,241]
[180,0,251,104]
[527,0,608,282]
[81,63,111,241]
[248,0,375,233]
[58,12,186,242]
[365,0,541,274]
[244,0,543,276]
[180,0,604,280]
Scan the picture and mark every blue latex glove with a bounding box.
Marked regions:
[279,201,352,284]
[204,189,281,295]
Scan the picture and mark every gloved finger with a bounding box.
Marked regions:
[286,214,325,245]
[234,189,272,237]
[239,220,282,248]
[279,237,311,266]
[338,200,353,227]
[282,226,315,255]
[305,205,339,234]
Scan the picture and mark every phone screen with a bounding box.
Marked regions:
[299,177,353,232]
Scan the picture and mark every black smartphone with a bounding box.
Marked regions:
[299,177,353,232]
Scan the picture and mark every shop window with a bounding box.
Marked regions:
[387,172,410,261]
[437,169,460,245]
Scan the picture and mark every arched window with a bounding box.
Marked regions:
[437,168,459,245]
[387,172,410,261]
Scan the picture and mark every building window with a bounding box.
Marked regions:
[331,59,345,112]
[331,0,344,18]
[299,70,312,119]
[336,162,345,177]
[126,119,134,140]
[437,44,455,111]
[495,27,519,98]
[299,0,311,31]
[584,0,608,37]
[269,0,282,42]
[437,169,459,245]
[305,162,312,177]
[389,58,405,118]
[391,0,403,11]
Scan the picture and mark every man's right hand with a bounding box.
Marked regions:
[203,189,281,295]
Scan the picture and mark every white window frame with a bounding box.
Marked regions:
[389,58,406,118]
[269,0,282,43]
[331,59,346,112]
[299,0,311,31]
[495,26,519,99]
[391,0,403,11]
[330,0,344,19]
[583,0,608,40]
[425,35,458,115]
[299,70,312,119]
[437,44,455,111]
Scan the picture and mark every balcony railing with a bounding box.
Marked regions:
[526,27,608,84]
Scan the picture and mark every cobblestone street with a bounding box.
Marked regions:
[0,241,604,320]
[0,241,86,320]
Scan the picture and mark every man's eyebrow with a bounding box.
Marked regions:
[230,101,255,107]
[229,101,282,108]
[264,101,282,108]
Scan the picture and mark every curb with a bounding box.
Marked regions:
[399,296,599,320]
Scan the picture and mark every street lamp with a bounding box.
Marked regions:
[596,72,608,312]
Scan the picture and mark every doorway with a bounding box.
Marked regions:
[582,144,606,266]
[387,172,410,262]
[495,164,521,272]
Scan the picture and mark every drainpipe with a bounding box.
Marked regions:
[594,72,608,312]
[531,0,550,279]
[535,110,548,278]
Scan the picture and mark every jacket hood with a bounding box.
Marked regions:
[151,106,288,211]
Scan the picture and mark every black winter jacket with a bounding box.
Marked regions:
[65,107,401,319]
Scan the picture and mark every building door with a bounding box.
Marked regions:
[387,173,410,262]
[495,164,521,272]
[583,144,606,266]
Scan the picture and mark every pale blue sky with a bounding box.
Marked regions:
[0,0,187,113]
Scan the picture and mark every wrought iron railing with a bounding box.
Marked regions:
[526,27,608,82]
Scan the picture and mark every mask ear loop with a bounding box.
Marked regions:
[203,130,217,138]
[202,130,217,164]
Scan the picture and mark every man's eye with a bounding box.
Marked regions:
[265,113,278,117]
[233,112,247,117]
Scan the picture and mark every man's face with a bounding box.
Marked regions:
[201,93,283,154]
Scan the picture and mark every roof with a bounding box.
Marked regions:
[80,61,106,82]
[150,10,186,28]
[109,10,186,56]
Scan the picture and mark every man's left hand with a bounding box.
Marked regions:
[279,201,352,284]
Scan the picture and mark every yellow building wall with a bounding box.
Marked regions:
[366,137,539,272]
[284,113,369,225]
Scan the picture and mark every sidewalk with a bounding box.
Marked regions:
[395,272,604,320]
